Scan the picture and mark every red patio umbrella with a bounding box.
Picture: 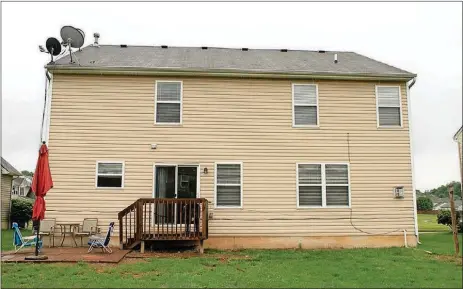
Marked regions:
[31,142,53,256]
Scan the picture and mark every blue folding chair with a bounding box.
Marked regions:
[87,222,114,253]
[12,222,42,253]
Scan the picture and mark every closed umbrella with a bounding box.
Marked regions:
[29,142,53,258]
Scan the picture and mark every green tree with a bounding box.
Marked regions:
[20,170,34,177]
[10,198,34,228]
[416,197,433,210]
[437,210,462,233]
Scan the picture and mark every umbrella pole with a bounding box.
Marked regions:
[35,221,40,256]
[25,220,47,260]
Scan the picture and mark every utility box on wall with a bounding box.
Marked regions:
[393,186,405,199]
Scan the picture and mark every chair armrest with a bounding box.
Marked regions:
[23,236,37,240]
[89,235,104,241]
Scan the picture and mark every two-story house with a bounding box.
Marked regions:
[44,40,417,249]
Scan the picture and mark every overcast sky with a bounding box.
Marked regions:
[1,2,462,190]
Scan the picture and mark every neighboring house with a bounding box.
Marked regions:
[1,157,21,229]
[11,176,32,199]
[434,201,463,211]
[454,126,462,193]
[44,39,418,249]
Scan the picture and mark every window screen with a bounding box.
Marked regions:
[297,163,350,207]
[97,162,124,188]
[216,163,242,207]
[293,84,318,126]
[156,82,182,124]
[377,86,401,127]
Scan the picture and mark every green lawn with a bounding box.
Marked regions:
[419,232,462,256]
[1,231,462,288]
[418,214,451,232]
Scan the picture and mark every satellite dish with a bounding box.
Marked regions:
[60,26,85,48]
[45,37,61,56]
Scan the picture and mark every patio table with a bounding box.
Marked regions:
[57,223,80,247]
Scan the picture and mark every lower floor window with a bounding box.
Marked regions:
[215,163,242,207]
[297,163,350,207]
[96,162,124,188]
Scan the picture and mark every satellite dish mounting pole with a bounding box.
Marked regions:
[67,38,73,63]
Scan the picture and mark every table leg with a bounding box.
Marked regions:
[71,234,78,247]
[59,227,66,247]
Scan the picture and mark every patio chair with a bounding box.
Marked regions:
[12,222,42,253]
[87,222,114,253]
[75,218,98,246]
[39,218,56,248]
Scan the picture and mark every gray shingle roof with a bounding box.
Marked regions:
[1,157,21,176]
[49,45,415,79]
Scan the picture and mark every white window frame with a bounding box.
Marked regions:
[95,161,125,189]
[375,85,403,128]
[214,161,243,209]
[154,80,183,125]
[296,162,351,208]
[292,83,320,128]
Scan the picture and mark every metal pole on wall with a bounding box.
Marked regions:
[447,184,460,256]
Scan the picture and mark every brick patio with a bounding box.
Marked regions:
[1,247,130,263]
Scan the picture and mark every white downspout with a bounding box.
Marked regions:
[44,73,54,144]
[407,77,419,244]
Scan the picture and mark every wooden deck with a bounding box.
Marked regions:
[118,198,209,249]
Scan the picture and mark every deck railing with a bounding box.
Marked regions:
[118,198,209,249]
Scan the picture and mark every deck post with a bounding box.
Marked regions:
[140,240,145,254]
[198,239,204,254]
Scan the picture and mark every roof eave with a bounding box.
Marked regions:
[46,66,416,81]
[453,126,463,141]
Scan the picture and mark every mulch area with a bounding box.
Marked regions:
[1,247,130,263]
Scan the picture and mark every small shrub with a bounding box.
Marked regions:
[416,197,433,211]
[10,198,33,228]
[437,210,462,233]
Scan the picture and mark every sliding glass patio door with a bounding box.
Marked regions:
[153,165,198,225]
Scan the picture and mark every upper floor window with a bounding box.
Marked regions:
[376,86,402,127]
[96,161,124,188]
[155,81,182,124]
[297,163,350,207]
[292,84,319,127]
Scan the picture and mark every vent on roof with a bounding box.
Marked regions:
[334,53,338,64]
[318,50,326,53]
[201,46,208,50]
[120,44,128,48]
[161,45,168,49]
[280,49,288,52]
[241,48,248,51]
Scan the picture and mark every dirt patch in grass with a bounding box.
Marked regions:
[433,254,462,266]
[126,251,252,262]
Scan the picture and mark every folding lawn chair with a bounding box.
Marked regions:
[12,222,42,253]
[87,222,114,253]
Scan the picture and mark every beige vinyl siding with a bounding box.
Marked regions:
[47,75,414,237]
[1,174,13,229]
